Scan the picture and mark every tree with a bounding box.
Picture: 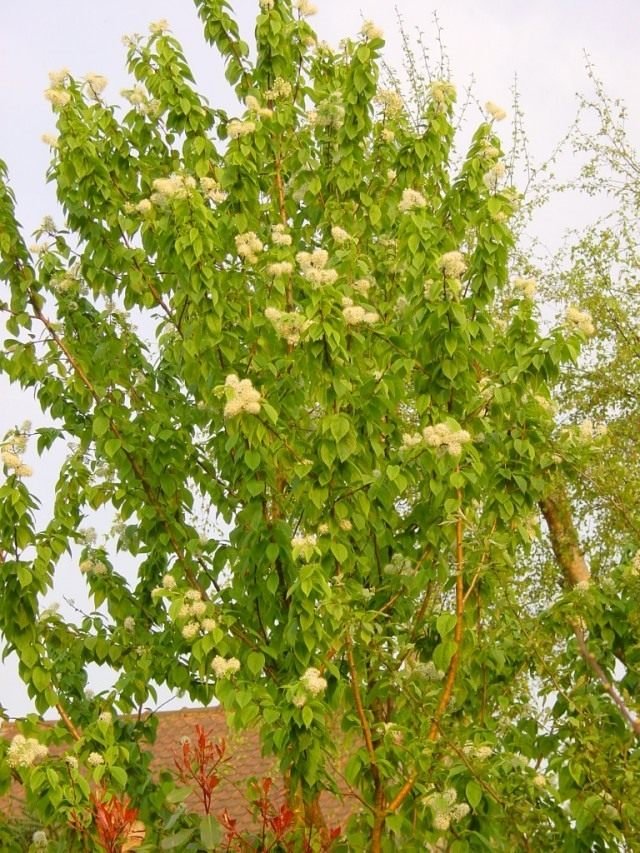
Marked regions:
[1,2,638,850]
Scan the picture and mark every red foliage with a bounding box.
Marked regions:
[92,787,142,853]
[173,723,228,815]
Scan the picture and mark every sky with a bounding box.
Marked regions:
[1,0,639,718]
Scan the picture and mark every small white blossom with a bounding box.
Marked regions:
[352,278,372,295]
[65,755,79,769]
[48,68,70,87]
[398,188,427,213]
[291,533,318,561]
[87,752,104,767]
[150,19,170,34]
[342,304,379,326]
[224,374,262,417]
[84,73,108,97]
[485,101,507,121]
[265,78,293,100]
[162,574,177,590]
[430,80,457,108]
[331,225,352,244]
[44,89,71,107]
[200,177,227,203]
[32,831,49,849]
[235,231,264,264]
[201,618,217,633]
[7,735,48,768]
[294,0,318,16]
[136,199,153,215]
[423,422,472,456]
[182,622,200,641]
[483,161,506,192]
[265,307,310,345]
[361,20,384,40]
[566,306,595,336]
[296,249,338,286]
[123,616,135,632]
[150,174,196,205]
[533,774,547,788]
[271,223,293,246]
[513,277,537,299]
[228,119,256,139]
[401,432,423,449]
[374,89,404,117]
[437,251,466,279]
[300,666,327,695]
[41,133,59,147]
[267,261,294,277]
[212,655,240,678]
[451,803,471,821]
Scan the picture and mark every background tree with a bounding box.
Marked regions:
[1,2,639,851]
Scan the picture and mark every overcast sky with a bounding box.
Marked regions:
[1,0,639,718]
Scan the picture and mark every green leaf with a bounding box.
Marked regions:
[466,780,483,809]
[200,815,222,850]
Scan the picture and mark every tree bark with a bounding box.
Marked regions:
[539,483,590,588]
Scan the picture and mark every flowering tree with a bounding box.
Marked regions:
[1,1,639,850]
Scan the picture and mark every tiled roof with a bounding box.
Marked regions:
[0,707,359,833]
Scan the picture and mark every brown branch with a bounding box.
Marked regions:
[572,620,640,736]
[389,500,467,815]
[56,703,82,741]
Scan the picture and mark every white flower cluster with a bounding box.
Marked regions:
[87,751,104,767]
[291,532,317,562]
[577,418,607,442]
[44,69,71,108]
[200,177,227,204]
[352,278,372,295]
[341,297,379,326]
[423,422,472,456]
[32,830,48,849]
[293,0,318,16]
[150,19,170,34]
[41,133,59,148]
[374,89,404,117]
[483,161,506,192]
[175,589,216,640]
[296,249,338,286]
[437,251,466,279]
[151,174,196,205]
[265,77,293,100]
[398,188,427,213]
[228,119,256,138]
[267,261,294,277]
[79,558,107,575]
[1,422,32,477]
[430,80,457,109]
[65,754,79,769]
[462,743,493,760]
[245,95,273,119]
[361,20,384,40]
[265,307,310,345]
[271,223,293,246]
[485,101,507,121]
[566,306,595,336]
[235,231,264,264]
[300,666,327,695]
[212,655,240,678]
[121,84,147,107]
[425,788,470,832]
[331,225,352,244]
[381,128,395,142]
[224,374,262,417]
[7,735,48,768]
[513,277,537,299]
[84,73,108,98]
